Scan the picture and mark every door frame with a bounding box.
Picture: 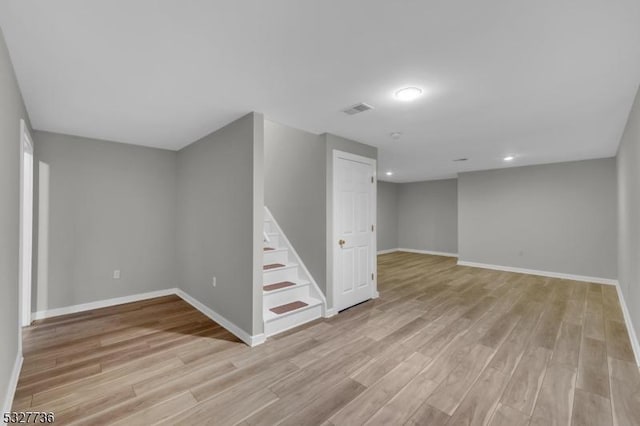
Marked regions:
[331,150,378,312]
[19,119,34,331]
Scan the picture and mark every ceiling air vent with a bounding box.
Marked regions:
[342,102,374,115]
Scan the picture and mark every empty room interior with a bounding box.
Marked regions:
[1,1,640,425]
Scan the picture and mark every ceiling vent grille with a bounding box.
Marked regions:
[342,102,374,115]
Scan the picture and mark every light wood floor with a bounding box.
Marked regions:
[13,252,640,425]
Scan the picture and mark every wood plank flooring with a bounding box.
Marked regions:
[13,252,640,425]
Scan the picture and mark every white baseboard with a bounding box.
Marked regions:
[250,334,266,346]
[324,308,337,318]
[30,288,264,348]
[614,282,640,367]
[456,260,618,286]
[2,352,23,414]
[31,288,179,321]
[174,289,264,347]
[397,248,459,258]
[377,248,399,255]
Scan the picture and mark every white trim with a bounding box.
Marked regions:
[614,282,640,367]
[31,288,179,320]
[2,353,23,414]
[377,248,399,255]
[19,119,34,336]
[332,150,378,166]
[30,288,264,347]
[332,150,377,312]
[174,289,264,347]
[324,308,337,318]
[397,248,458,258]
[456,260,618,286]
[250,334,266,346]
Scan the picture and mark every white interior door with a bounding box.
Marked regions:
[333,151,376,312]
[19,119,34,327]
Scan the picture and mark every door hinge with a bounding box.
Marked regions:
[371,176,374,183]
[371,273,374,280]
[371,224,375,232]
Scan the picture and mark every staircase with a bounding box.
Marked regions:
[263,207,326,337]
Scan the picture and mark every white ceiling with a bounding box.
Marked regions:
[2,0,640,182]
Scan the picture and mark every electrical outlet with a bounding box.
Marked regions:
[113,270,121,279]
[212,276,216,287]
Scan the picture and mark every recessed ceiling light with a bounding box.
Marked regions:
[503,155,515,161]
[390,132,402,140]
[385,171,393,176]
[394,87,423,102]
[453,158,468,162]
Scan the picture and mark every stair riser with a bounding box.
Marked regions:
[265,304,323,337]
[263,267,298,285]
[264,234,279,247]
[264,285,310,309]
[264,250,288,265]
[263,221,275,233]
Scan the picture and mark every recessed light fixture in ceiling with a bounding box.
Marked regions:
[385,171,393,176]
[390,132,402,140]
[503,155,515,161]
[394,87,423,102]
[453,158,468,162]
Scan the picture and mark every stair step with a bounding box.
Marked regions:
[269,301,308,315]
[263,247,287,253]
[264,281,296,292]
[263,296,323,324]
[263,263,285,271]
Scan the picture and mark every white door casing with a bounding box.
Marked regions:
[19,119,34,328]
[332,150,377,312]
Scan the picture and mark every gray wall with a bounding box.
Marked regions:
[617,85,640,346]
[264,120,326,290]
[33,132,178,309]
[377,181,398,251]
[397,179,458,254]
[177,113,263,336]
[33,113,265,338]
[458,159,617,279]
[0,28,31,409]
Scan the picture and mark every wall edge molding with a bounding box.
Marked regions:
[31,288,179,321]
[456,260,618,286]
[2,352,23,414]
[377,248,399,255]
[398,248,459,258]
[614,282,640,367]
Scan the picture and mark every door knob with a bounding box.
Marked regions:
[339,239,346,248]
